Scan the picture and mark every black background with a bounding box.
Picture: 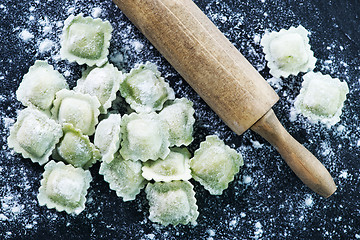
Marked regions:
[0,0,359,239]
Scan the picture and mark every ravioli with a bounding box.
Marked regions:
[159,98,195,147]
[60,14,113,66]
[74,63,123,114]
[119,62,175,113]
[37,160,92,215]
[145,181,199,226]
[94,114,121,163]
[294,71,349,125]
[16,60,68,113]
[261,25,316,78]
[7,108,63,165]
[120,112,170,161]
[55,123,100,169]
[51,89,100,135]
[142,148,192,182]
[99,152,146,201]
[190,135,244,195]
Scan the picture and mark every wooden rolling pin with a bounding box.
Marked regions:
[112,0,337,198]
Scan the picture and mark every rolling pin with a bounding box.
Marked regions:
[112,0,337,198]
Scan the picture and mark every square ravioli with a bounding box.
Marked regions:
[74,63,123,114]
[120,62,175,113]
[294,71,349,125]
[142,148,192,182]
[37,160,92,215]
[60,14,113,66]
[51,89,100,135]
[190,135,244,195]
[55,124,100,169]
[261,25,316,78]
[145,181,199,226]
[16,60,68,113]
[120,112,170,161]
[7,108,63,165]
[99,152,146,201]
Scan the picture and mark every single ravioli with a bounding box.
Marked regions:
[294,71,349,125]
[159,98,195,147]
[142,148,192,182]
[55,123,100,169]
[119,62,175,113]
[37,160,92,215]
[120,112,170,162]
[261,25,316,78]
[16,60,68,113]
[145,181,199,226]
[99,152,146,201]
[7,108,63,165]
[60,14,113,66]
[74,63,123,114]
[51,89,100,135]
[190,135,244,195]
[94,114,121,163]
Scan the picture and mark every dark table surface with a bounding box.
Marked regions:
[0,0,359,239]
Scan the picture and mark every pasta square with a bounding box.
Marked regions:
[16,60,68,113]
[294,71,349,125]
[37,160,92,215]
[119,62,175,113]
[99,152,146,201]
[190,135,244,195]
[145,181,199,226]
[60,14,112,66]
[120,112,170,161]
[7,108,63,165]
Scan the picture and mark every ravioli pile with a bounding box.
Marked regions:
[261,25,349,126]
[8,14,244,226]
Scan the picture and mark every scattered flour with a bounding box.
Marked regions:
[38,39,54,53]
[19,30,34,42]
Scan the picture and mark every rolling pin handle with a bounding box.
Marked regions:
[251,109,337,198]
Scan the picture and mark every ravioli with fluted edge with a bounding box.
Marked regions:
[159,98,195,147]
[142,148,192,182]
[120,112,170,161]
[261,25,316,78]
[145,180,199,226]
[74,63,123,114]
[190,135,244,195]
[51,89,100,135]
[119,62,175,113]
[55,123,100,169]
[60,14,113,66]
[94,114,121,163]
[99,152,146,201]
[7,108,63,165]
[16,60,68,113]
[37,160,92,215]
[294,71,349,125]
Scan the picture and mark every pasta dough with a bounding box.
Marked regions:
[74,63,123,114]
[51,89,100,135]
[99,152,146,201]
[142,148,192,182]
[37,160,92,215]
[145,180,199,226]
[120,112,170,161]
[55,124,100,169]
[60,14,113,66]
[190,135,244,195]
[261,25,316,78]
[158,98,195,147]
[16,60,68,113]
[294,71,349,125]
[94,114,121,163]
[119,62,175,113]
[7,108,63,165]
